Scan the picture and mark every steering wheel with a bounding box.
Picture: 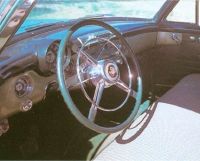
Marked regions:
[57,19,142,133]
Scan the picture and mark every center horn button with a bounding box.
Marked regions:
[104,62,119,82]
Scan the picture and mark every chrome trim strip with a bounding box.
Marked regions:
[0,0,20,30]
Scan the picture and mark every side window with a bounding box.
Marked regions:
[167,0,196,23]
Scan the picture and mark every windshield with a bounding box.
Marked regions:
[17,0,167,34]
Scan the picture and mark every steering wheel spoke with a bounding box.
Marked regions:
[65,73,97,89]
[116,79,137,99]
[80,50,98,65]
[88,80,105,122]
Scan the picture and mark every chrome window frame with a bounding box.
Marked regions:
[0,0,36,51]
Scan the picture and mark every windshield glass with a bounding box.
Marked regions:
[17,0,167,34]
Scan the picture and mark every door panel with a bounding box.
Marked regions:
[152,32,200,96]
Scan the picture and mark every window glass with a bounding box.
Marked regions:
[28,0,167,20]
[17,0,167,34]
[167,0,195,23]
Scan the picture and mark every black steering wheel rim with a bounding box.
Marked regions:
[57,19,142,133]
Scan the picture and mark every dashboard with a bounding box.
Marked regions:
[0,21,157,119]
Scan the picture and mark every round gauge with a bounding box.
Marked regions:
[45,40,60,73]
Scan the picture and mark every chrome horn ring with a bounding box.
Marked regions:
[76,37,133,112]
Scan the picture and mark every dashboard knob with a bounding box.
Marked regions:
[15,81,24,92]
[21,99,33,112]
[15,76,32,97]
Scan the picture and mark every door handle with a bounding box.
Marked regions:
[171,33,181,43]
[189,36,196,41]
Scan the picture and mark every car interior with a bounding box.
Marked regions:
[0,0,199,160]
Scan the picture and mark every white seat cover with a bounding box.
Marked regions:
[94,74,200,161]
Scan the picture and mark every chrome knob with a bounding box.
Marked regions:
[21,99,33,112]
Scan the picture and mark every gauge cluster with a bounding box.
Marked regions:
[41,31,121,78]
